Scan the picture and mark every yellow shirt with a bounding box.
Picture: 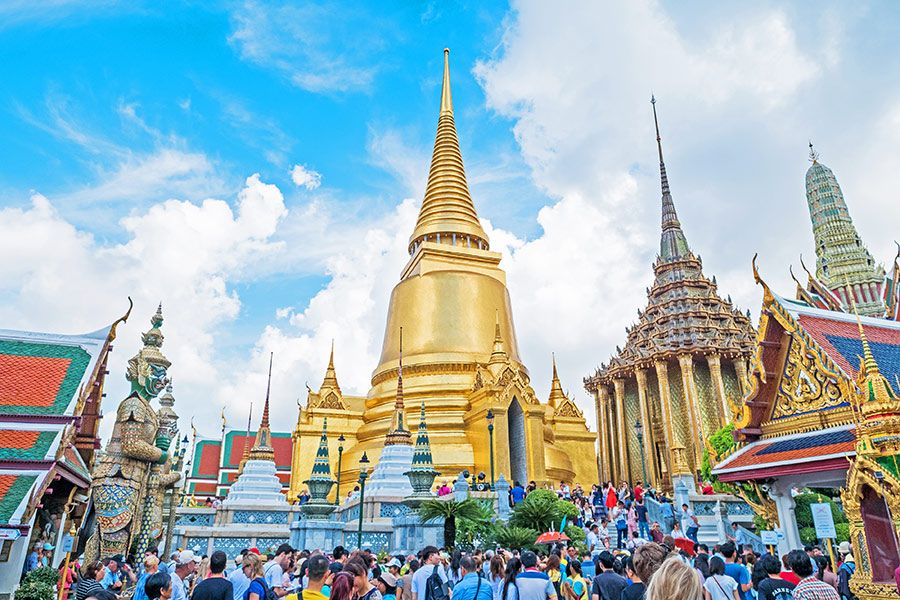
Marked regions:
[303,589,329,600]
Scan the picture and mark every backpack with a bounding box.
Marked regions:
[260,567,279,600]
[424,567,450,600]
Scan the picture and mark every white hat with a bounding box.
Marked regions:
[386,558,402,568]
[177,550,202,565]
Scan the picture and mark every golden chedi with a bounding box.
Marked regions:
[290,50,595,500]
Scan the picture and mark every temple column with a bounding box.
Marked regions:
[707,353,729,429]
[678,354,705,474]
[613,378,629,483]
[732,357,749,397]
[635,368,659,487]
[654,360,675,485]
[597,387,612,483]
[769,481,803,554]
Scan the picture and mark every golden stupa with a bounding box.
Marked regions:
[289,50,595,500]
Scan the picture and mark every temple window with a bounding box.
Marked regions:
[860,484,900,583]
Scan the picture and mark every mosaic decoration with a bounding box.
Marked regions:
[185,537,210,553]
[360,532,390,550]
[233,510,289,525]
[379,503,411,518]
[175,513,214,527]
[692,500,717,517]
[623,381,642,484]
[255,537,290,553]
[209,537,251,558]
[724,501,756,516]
[0,474,38,524]
[0,430,58,461]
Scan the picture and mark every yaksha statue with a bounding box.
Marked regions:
[85,304,180,560]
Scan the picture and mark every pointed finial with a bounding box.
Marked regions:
[386,326,411,446]
[808,141,819,163]
[441,48,453,115]
[328,339,335,368]
[651,94,669,195]
[847,280,880,376]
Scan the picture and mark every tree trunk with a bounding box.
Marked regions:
[445,516,456,549]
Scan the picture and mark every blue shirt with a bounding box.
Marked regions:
[133,572,150,600]
[452,573,493,600]
[245,577,267,600]
[170,572,188,600]
[580,560,595,580]
[723,563,749,600]
[101,570,122,589]
[26,552,39,572]
[229,568,251,600]
[511,487,526,504]
[506,570,556,600]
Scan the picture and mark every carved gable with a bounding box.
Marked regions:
[769,335,843,420]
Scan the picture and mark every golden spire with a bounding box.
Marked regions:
[249,353,276,462]
[238,401,253,473]
[489,310,507,365]
[319,339,341,395]
[848,285,898,412]
[548,353,566,408]
[386,328,412,446]
[408,48,489,254]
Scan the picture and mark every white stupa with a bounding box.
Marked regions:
[366,330,414,497]
[224,355,288,507]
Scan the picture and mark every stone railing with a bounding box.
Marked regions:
[175,507,216,527]
[735,524,766,555]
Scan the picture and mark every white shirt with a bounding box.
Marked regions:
[412,563,448,600]
[681,508,696,531]
[264,560,284,591]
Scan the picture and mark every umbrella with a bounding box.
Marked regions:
[673,537,695,556]
[535,531,570,545]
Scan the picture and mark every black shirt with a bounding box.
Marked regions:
[191,577,233,600]
[590,572,627,600]
[756,577,795,600]
[619,582,645,600]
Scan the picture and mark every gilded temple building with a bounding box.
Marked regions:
[289,49,595,500]
[584,99,756,490]
[800,144,889,318]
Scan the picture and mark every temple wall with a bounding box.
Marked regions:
[624,378,642,484]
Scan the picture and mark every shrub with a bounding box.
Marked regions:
[794,493,847,530]
[510,489,577,533]
[799,527,818,546]
[14,581,54,600]
[495,526,539,551]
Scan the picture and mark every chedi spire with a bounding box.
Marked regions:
[249,353,276,462]
[651,96,692,262]
[408,48,489,254]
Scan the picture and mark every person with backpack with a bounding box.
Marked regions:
[411,547,449,600]
[612,502,628,549]
[754,555,794,600]
[242,554,269,600]
[836,542,856,600]
[263,544,294,599]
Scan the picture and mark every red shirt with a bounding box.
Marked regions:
[701,484,714,495]
[780,571,801,585]
[633,485,643,501]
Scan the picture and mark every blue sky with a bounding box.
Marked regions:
[2,1,900,440]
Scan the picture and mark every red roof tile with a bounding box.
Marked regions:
[0,355,71,408]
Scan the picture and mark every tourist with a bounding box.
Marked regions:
[330,572,355,600]
[400,560,419,600]
[487,555,505,600]
[560,558,587,600]
[835,542,855,600]
[545,554,562,596]
[302,555,332,600]
[633,498,649,540]
[727,523,750,548]
[193,556,211,593]
[509,551,555,600]
[670,521,685,540]
[701,481,715,496]
[146,572,174,600]
[611,502,628,549]
[501,557,522,600]
[719,543,750,600]
[753,554,794,600]
[589,551,625,600]
[243,554,268,600]
[411,546,449,600]
[703,557,739,600]
[345,560,382,600]
[103,556,136,591]
[787,550,839,600]
[451,556,493,600]
[604,483,617,514]
[633,481,643,503]
[812,556,837,590]
[647,523,662,544]
[694,553,710,582]
[681,504,699,544]
[25,543,43,574]
[625,532,645,552]
[171,550,201,600]
[437,482,452,497]
[376,573,399,600]
[626,503,637,539]
[192,551,233,600]
[229,553,252,600]
[76,561,106,600]
[135,555,161,600]
[264,544,294,598]
[658,501,674,534]
[778,554,799,586]
[647,557,702,600]
[298,489,311,505]
[167,553,180,573]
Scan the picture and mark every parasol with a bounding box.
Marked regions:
[673,537,695,556]
[535,531,571,545]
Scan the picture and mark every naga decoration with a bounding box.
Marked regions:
[85,304,179,561]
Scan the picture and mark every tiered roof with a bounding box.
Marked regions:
[587,99,754,384]
[0,314,124,528]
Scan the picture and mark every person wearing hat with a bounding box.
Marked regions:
[170,550,201,600]
[836,542,856,600]
[375,572,399,600]
[102,555,136,591]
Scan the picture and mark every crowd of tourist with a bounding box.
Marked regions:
[46,477,882,600]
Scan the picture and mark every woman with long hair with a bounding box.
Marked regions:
[502,557,522,600]
[605,482,617,512]
[243,554,267,600]
[545,554,561,597]
[331,572,356,600]
[702,557,739,600]
[560,559,587,600]
[647,558,703,600]
[489,554,506,600]
[344,559,382,600]
[693,552,710,582]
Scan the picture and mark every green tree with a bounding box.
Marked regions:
[418,498,489,550]
[510,489,578,532]
[495,526,540,551]
[454,499,498,550]
[15,567,58,600]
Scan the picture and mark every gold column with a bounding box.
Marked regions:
[707,353,728,429]
[613,378,628,484]
[678,354,704,473]
[654,360,676,480]
[597,386,611,483]
[733,357,749,397]
[634,368,658,487]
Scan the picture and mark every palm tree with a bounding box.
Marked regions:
[417,498,487,550]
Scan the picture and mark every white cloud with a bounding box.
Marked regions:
[0,175,287,440]
[290,164,323,190]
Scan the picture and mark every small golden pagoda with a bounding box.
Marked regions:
[841,317,900,598]
[584,98,756,489]
[289,49,595,499]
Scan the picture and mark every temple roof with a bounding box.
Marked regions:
[408,49,489,253]
[586,100,755,386]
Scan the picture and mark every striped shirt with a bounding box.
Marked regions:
[792,576,839,600]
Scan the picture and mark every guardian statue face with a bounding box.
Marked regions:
[126,305,172,401]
